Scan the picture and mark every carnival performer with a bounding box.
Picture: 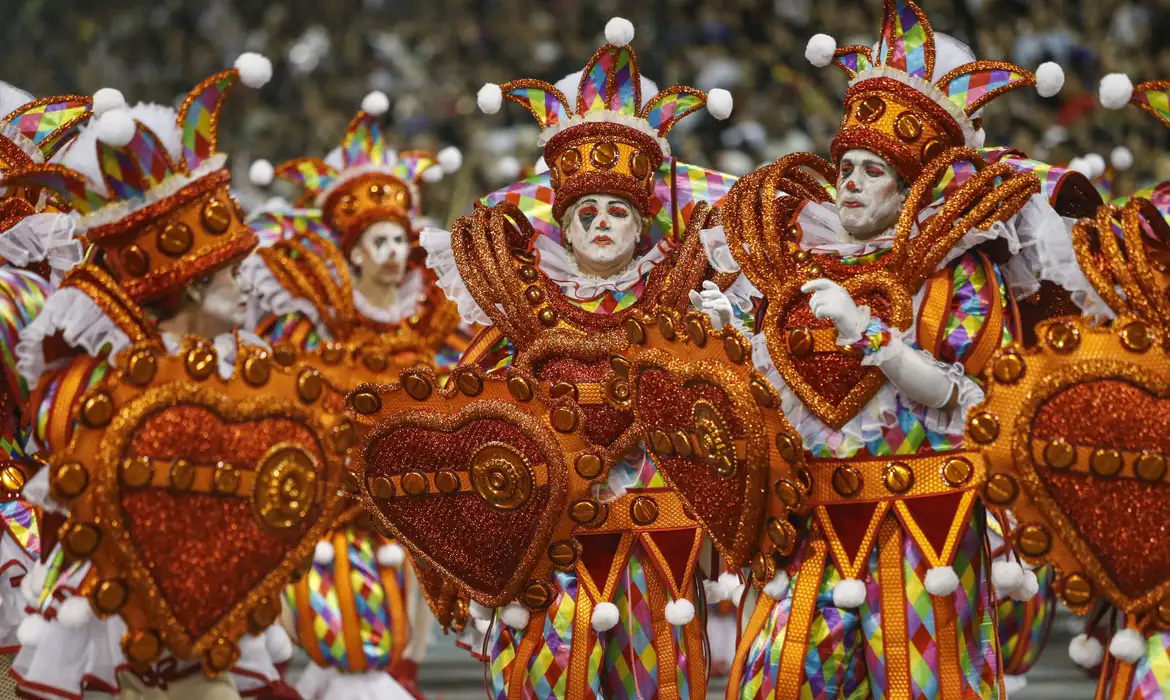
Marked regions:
[0,84,93,693]
[238,94,468,700]
[685,2,1078,696]
[405,17,741,698]
[3,54,319,700]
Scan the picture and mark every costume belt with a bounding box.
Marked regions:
[805,449,985,506]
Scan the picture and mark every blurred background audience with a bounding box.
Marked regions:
[5,0,1169,221]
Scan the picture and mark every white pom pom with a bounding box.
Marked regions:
[970,128,987,149]
[706,89,733,120]
[361,90,390,117]
[313,541,334,565]
[1084,153,1106,179]
[717,571,741,598]
[703,579,726,604]
[1069,633,1105,668]
[1111,145,1134,171]
[1035,62,1065,98]
[477,84,503,115]
[57,596,95,628]
[266,626,293,664]
[924,566,960,596]
[534,156,549,174]
[1099,73,1135,110]
[805,34,838,68]
[832,578,866,608]
[763,570,790,600]
[249,159,274,186]
[497,155,521,181]
[438,146,463,174]
[591,601,620,631]
[469,600,494,622]
[664,598,695,626]
[376,542,406,568]
[605,17,636,46]
[992,561,1024,593]
[1109,629,1147,664]
[1009,569,1040,602]
[234,52,273,89]
[421,165,444,183]
[500,603,529,630]
[1067,156,1091,175]
[16,615,47,646]
[95,110,136,147]
[92,88,126,117]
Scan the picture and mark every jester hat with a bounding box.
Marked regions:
[476,17,733,221]
[0,53,272,304]
[806,0,1064,183]
[262,91,461,253]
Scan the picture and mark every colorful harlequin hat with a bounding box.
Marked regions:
[476,17,733,221]
[0,53,272,305]
[805,0,1063,183]
[0,86,93,209]
[265,91,461,253]
[1097,75,1170,225]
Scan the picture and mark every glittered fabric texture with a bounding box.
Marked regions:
[535,356,632,447]
[122,405,324,638]
[364,418,549,594]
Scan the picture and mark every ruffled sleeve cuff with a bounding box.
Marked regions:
[0,213,83,285]
[419,227,493,326]
[16,288,132,387]
[238,254,325,337]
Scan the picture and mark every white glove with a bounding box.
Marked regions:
[801,279,869,345]
[689,280,734,330]
[872,342,960,409]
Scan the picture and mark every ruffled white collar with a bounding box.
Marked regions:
[533,236,671,301]
[353,267,424,324]
[794,201,898,258]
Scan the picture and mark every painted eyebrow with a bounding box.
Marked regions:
[578,198,599,206]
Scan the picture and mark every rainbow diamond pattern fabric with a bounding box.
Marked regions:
[943,68,1032,115]
[179,72,236,169]
[99,127,177,200]
[1132,83,1170,129]
[0,500,38,559]
[642,91,704,133]
[878,0,931,79]
[6,96,91,160]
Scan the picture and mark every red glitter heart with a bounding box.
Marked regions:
[535,356,633,447]
[122,405,326,640]
[1030,380,1170,601]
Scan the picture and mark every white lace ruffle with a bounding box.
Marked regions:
[0,213,84,285]
[420,227,493,326]
[17,287,133,387]
[533,235,669,300]
[0,529,33,648]
[1016,195,1114,321]
[352,268,424,325]
[700,225,740,273]
[295,665,416,700]
[239,253,324,336]
[20,468,64,515]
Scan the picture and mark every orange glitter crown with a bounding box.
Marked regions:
[477,17,732,220]
[807,0,1062,183]
[0,54,273,304]
[270,93,459,253]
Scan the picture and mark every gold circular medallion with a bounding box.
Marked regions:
[1120,322,1153,352]
[750,378,774,407]
[525,286,545,305]
[507,376,534,402]
[693,400,736,477]
[518,265,539,283]
[968,412,1000,443]
[686,316,708,346]
[213,462,241,494]
[1135,452,1167,482]
[471,443,533,509]
[550,382,578,401]
[93,579,129,615]
[273,344,296,366]
[558,148,582,174]
[121,456,153,488]
[724,335,746,363]
[55,461,89,497]
[185,345,217,380]
[435,470,461,494]
[575,453,603,479]
[657,312,676,340]
[297,369,324,403]
[992,352,1024,383]
[787,328,813,358]
[202,198,233,234]
[538,308,558,327]
[127,351,157,385]
[855,96,886,123]
[774,480,801,507]
[65,522,101,557]
[524,581,553,610]
[352,391,382,414]
[372,476,395,499]
[401,472,428,496]
[457,372,484,396]
[122,245,150,277]
[625,318,647,344]
[590,142,619,169]
[363,353,388,372]
[1046,322,1081,353]
[403,375,432,401]
[921,138,946,163]
[548,541,577,568]
[609,355,631,377]
[883,462,914,494]
[1044,439,1075,470]
[243,356,271,386]
[158,222,193,256]
[894,112,923,142]
[1089,448,1122,478]
[253,445,320,529]
[941,457,974,487]
[1016,524,1052,557]
[831,465,862,498]
[170,458,196,491]
[321,343,344,364]
[570,499,599,523]
[0,465,24,492]
[775,433,802,463]
[1062,573,1093,606]
[206,637,239,673]
[630,496,659,525]
[671,431,694,458]
[630,152,652,179]
[81,392,114,428]
[124,629,163,664]
[649,429,674,456]
[551,405,578,433]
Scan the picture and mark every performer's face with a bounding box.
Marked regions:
[353,220,410,287]
[836,149,906,240]
[563,195,642,278]
[199,264,246,328]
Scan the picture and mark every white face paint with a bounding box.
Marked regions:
[351,220,410,287]
[562,195,642,279]
[836,149,907,240]
[198,264,246,328]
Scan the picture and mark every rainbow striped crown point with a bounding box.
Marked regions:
[478,17,732,220]
[814,0,1062,182]
[1100,75,1170,133]
[271,95,452,253]
[0,54,272,304]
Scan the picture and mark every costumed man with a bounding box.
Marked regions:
[5,55,341,700]
[353,17,743,699]
[676,2,1078,696]
[238,93,467,700]
[0,84,93,692]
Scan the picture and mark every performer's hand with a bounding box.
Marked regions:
[801,278,868,345]
[689,280,734,330]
